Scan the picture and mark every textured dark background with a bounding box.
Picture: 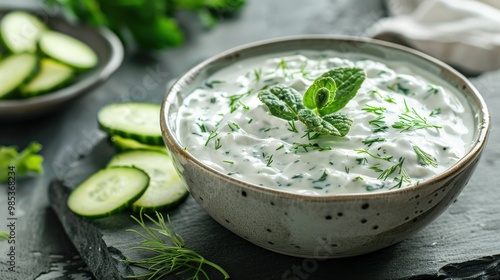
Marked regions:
[1,0,500,279]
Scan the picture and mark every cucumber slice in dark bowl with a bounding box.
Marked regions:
[0,10,47,53]
[39,30,98,71]
[20,58,74,97]
[0,52,39,99]
[0,9,123,121]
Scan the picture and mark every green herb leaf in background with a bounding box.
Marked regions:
[0,142,44,183]
[48,0,246,50]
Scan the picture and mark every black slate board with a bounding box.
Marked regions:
[48,119,500,280]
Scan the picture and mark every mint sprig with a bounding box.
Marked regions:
[258,67,366,137]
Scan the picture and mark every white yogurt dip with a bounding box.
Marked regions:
[175,51,474,195]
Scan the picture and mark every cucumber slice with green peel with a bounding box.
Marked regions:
[110,135,167,154]
[108,150,188,212]
[0,53,38,99]
[21,58,74,97]
[98,103,163,145]
[67,166,149,218]
[39,30,98,70]
[0,11,46,53]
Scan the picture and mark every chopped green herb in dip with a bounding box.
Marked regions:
[176,52,473,195]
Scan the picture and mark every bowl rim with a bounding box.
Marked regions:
[161,34,490,201]
[0,8,124,118]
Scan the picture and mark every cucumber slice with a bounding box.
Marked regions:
[98,103,163,145]
[21,58,74,97]
[67,166,149,218]
[108,150,188,212]
[0,53,38,99]
[39,30,98,70]
[0,11,46,53]
[110,135,167,154]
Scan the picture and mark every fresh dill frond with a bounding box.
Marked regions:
[392,100,441,132]
[355,148,392,162]
[413,145,438,168]
[124,210,230,280]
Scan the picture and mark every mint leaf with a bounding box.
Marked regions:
[258,85,305,121]
[318,67,365,115]
[321,113,353,136]
[303,77,336,110]
[298,109,351,137]
[0,142,44,182]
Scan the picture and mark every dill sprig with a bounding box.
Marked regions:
[300,130,321,140]
[287,120,298,133]
[204,130,220,147]
[253,68,262,82]
[368,115,389,133]
[376,157,411,189]
[413,145,438,168]
[266,154,274,167]
[362,104,386,115]
[312,170,328,183]
[227,122,240,132]
[299,60,310,78]
[392,100,441,132]
[429,108,441,117]
[276,59,291,78]
[355,148,392,162]
[205,80,225,89]
[196,121,208,133]
[227,90,252,113]
[362,137,385,147]
[292,142,332,152]
[378,157,405,180]
[124,210,230,280]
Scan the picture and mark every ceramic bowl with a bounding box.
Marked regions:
[160,35,490,258]
[0,9,124,121]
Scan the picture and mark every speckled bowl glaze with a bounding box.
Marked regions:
[160,35,490,258]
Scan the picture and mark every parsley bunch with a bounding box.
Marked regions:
[48,0,246,50]
[0,142,43,182]
[258,67,366,137]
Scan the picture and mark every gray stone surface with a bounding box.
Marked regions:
[1,0,500,279]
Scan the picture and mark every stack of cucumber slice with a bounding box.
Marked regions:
[0,11,98,100]
[68,103,189,218]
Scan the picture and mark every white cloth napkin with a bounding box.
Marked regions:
[367,0,500,74]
